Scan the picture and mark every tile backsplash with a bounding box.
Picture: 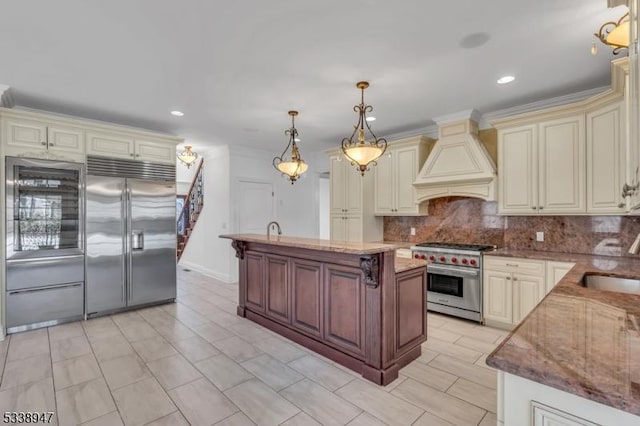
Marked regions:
[383,197,640,257]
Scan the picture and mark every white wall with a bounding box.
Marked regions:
[180,144,324,283]
[179,145,233,282]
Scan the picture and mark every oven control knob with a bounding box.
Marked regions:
[429,255,435,261]
[420,254,427,260]
[461,258,468,264]
[439,256,446,262]
[470,259,477,265]
[451,257,458,263]
[414,254,420,259]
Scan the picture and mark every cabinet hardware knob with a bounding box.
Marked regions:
[513,277,518,281]
[48,142,54,146]
[532,206,537,210]
[136,154,140,157]
[539,206,543,210]
[618,202,626,208]
[41,141,46,146]
[130,153,134,157]
[506,276,511,280]
[506,263,519,267]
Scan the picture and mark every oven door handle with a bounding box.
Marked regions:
[428,265,480,277]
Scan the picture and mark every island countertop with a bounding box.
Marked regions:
[485,249,640,415]
[219,234,398,255]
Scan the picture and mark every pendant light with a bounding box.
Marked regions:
[177,145,199,168]
[593,12,630,55]
[273,110,308,184]
[341,81,387,176]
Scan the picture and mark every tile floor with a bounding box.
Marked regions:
[0,269,509,426]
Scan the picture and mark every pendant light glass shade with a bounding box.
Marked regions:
[341,81,387,176]
[273,111,308,184]
[177,145,199,168]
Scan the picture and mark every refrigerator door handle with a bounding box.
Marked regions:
[127,186,133,302]
[131,231,144,250]
[121,190,127,303]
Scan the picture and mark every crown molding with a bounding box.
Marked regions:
[383,124,438,142]
[432,109,481,126]
[0,85,14,108]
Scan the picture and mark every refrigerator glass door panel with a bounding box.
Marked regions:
[6,157,84,260]
[86,176,127,313]
[128,178,176,306]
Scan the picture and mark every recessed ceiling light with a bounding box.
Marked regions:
[497,76,515,85]
[170,110,185,116]
[294,138,301,142]
[366,116,376,122]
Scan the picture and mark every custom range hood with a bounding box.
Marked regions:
[413,110,497,202]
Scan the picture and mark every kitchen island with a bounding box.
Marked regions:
[486,249,640,425]
[220,234,428,385]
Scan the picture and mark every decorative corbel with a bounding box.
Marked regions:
[231,240,246,260]
[360,255,379,288]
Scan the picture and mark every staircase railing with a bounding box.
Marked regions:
[177,159,204,260]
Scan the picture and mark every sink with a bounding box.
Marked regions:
[581,275,640,295]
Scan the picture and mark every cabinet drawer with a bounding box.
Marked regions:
[484,256,545,275]
[396,248,412,259]
[87,131,135,159]
[135,139,176,164]
[6,282,84,329]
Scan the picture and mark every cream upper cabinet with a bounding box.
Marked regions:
[498,125,538,214]
[328,152,383,242]
[373,136,430,216]
[2,115,85,160]
[87,131,135,159]
[498,115,585,215]
[587,102,626,213]
[87,132,176,164]
[538,116,585,213]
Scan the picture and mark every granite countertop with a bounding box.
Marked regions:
[395,257,428,273]
[485,249,640,415]
[219,234,398,255]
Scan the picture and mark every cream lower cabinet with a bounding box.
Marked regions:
[329,215,362,242]
[483,256,546,328]
[374,137,430,216]
[498,115,585,215]
[545,261,575,294]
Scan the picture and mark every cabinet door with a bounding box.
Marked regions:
[330,156,346,214]
[264,254,289,323]
[374,152,394,215]
[395,268,427,357]
[87,131,135,159]
[330,215,346,241]
[532,401,601,426]
[587,103,626,213]
[483,270,513,324]
[538,116,586,213]
[4,118,47,149]
[498,125,538,214]
[544,261,575,294]
[135,139,175,164]
[245,252,265,313]
[514,274,545,323]
[290,259,323,338]
[47,125,85,154]
[323,264,365,358]
[345,216,362,243]
[395,147,420,214]
[345,164,363,215]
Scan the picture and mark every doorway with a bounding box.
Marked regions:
[236,179,275,233]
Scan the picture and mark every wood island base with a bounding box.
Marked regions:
[222,234,428,386]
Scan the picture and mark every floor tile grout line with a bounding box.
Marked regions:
[0,335,11,388]
[82,320,126,426]
[45,328,58,425]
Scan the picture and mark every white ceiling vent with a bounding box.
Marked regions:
[413,110,497,202]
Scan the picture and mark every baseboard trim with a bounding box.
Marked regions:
[178,260,234,283]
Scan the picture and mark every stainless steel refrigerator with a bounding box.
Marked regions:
[86,157,176,315]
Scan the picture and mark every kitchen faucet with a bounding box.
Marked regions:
[267,221,282,238]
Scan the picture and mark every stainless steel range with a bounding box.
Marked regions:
[410,242,495,323]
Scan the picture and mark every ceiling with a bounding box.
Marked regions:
[0,0,627,153]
